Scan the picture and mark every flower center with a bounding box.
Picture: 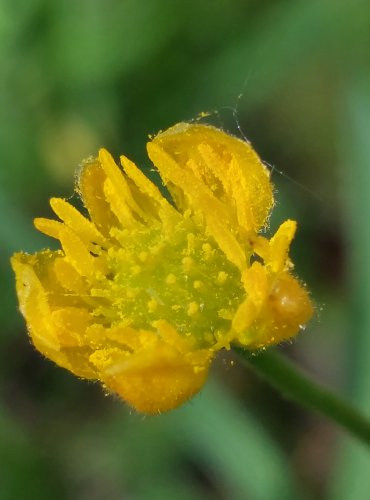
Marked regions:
[91,213,245,347]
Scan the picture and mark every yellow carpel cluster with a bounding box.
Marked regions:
[11,122,313,414]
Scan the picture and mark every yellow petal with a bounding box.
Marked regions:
[268,219,297,273]
[264,273,314,341]
[120,153,179,226]
[77,158,120,236]
[150,122,273,232]
[90,341,211,414]
[147,142,246,270]
[34,218,63,239]
[103,176,137,227]
[11,253,97,379]
[53,257,86,293]
[51,307,91,348]
[11,253,60,352]
[232,263,268,334]
[50,197,106,246]
[59,226,106,279]
[99,148,150,225]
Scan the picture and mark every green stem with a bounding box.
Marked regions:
[235,347,370,447]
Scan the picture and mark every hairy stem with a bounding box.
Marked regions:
[235,347,370,447]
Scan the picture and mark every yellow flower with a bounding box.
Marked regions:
[11,122,313,414]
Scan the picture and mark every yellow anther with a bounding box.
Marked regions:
[187,233,195,253]
[130,265,141,275]
[126,288,139,298]
[218,308,233,320]
[138,251,148,262]
[187,302,199,316]
[182,256,193,271]
[202,242,214,260]
[147,298,158,312]
[166,273,176,284]
[217,271,228,284]
[193,280,203,289]
[204,332,214,344]
[150,242,164,255]
[202,243,212,253]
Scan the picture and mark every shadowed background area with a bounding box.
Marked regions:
[1,0,370,498]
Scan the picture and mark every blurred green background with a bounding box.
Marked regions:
[1,0,370,498]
